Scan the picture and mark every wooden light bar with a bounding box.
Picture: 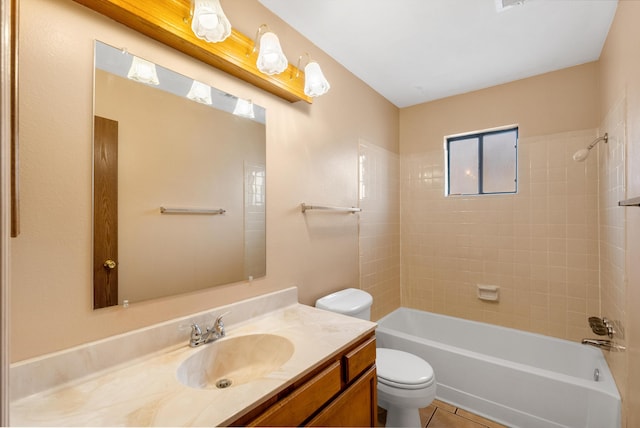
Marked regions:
[73,0,312,104]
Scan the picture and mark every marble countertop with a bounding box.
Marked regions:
[10,303,376,426]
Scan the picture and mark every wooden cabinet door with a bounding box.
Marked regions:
[307,366,377,427]
[229,333,377,428]
[93,115,118,308]
[248,362,342,427]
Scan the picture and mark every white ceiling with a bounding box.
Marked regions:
[258,0,618,108]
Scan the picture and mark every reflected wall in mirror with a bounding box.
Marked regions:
[93,41,266,309]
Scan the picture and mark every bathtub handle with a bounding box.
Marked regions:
[588,316,617,338]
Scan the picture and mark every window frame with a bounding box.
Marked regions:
[445,126,518,196]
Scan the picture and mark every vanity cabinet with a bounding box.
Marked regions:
[229,332,377,427]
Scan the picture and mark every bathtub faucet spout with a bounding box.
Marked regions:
[581,338,626,352]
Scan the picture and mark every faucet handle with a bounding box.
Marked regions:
[214,311,230,336]
[604,320,616,338]
[190,323,203,341]
[215,311,230,323]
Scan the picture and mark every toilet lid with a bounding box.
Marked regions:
[377,348,434,390]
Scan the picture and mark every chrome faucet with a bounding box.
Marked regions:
[581,338,626,352]
[189,312,228,347]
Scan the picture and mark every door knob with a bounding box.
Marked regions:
[103,259,117,269]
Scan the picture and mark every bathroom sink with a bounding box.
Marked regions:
[176,334,295,389]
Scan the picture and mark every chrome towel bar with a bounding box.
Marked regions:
[618,196,640,207]
[300,203,361,214]
[160,207,226,215]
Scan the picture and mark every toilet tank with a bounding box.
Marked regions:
[315,288,373,321]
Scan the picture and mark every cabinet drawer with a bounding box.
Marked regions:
[248,361,342,427]
[307,366,377,427]
[343,336,376,383]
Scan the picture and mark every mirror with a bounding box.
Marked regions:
[93,41,266,309]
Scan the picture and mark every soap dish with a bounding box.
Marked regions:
[477,284,500,302]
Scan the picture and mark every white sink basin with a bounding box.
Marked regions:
[176,334,295,389]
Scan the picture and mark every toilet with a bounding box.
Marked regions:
[315,288,436,427]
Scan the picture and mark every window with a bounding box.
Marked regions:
[446,127,518,196]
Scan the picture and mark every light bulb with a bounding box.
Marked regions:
[233,98,255,118]
[186,80,212,105]
[127,56,159,85]
[304,61,330,97]
[191,0,231,43]
[257,32,288,75]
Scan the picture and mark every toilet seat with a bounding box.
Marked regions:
[377,348,435,390]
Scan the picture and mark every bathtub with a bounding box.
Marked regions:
[376,308,621,428]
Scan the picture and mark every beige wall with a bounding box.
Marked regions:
[358,141,401,321]
[597,1,640,426]
[399,64,600,341]
[400,63,600,155]
[11,0,399,361]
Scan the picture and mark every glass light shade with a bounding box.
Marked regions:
[186,80,213,105]
[127,56,159,85]
[257,32,288,75]
[191,0,231,43]
[233,98,255,119]
[304,61,330,97]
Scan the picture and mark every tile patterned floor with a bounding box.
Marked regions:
[378,399,509,428]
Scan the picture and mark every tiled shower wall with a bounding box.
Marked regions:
[400,129,600,341]
[359,141,401,321]
[244,162,266,279]
[598,96,627,400]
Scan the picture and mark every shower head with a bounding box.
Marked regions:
[572,148,590,162]
[572,133,608,162]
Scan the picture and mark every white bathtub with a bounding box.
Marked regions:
[376,308,621,428]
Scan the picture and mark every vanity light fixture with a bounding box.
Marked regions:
[295,53,331,97]
[186,80,213,105]
[190,0,231,43]
[233,98,255,119]
[127,56,159,85]
[254,25,288,75]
